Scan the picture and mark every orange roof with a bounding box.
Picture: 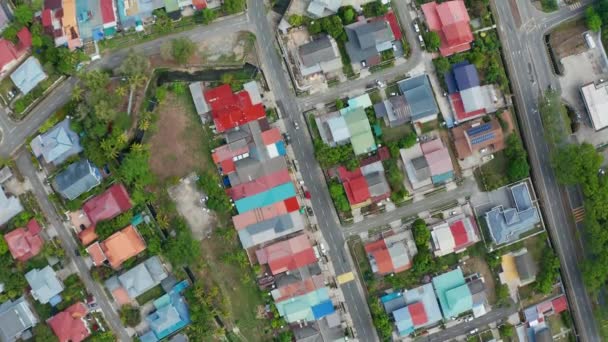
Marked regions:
[101,225,146,269]
[86,242,106,266]
[112,287,131,306]
[78,226,98,246]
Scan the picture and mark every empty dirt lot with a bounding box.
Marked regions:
[549,18,588,61]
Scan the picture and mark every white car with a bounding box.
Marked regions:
[320,243,327,255]
[413,23,420,33]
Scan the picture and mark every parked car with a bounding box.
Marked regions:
[413,23,420,33]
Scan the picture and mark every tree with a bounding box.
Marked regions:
[120,305,141,327]
[499,324,514,338]
[362,1,388,18]
[118,147,155,190]
[552,143,603,196]
[535,249,560,294]
[170,38,196,64]
[164,219,201,266]
[338,6,356,25]
[13,5,34,26]
[308,20,322,35]
[329,181,350,212]
[412,249,434,276]
[288,14,306,27]
[586,7,603,32]
[32,324,58,342]
[195,8,217,25]
[335,98,346,109]
[223,0,246,14]
[320,15,345,41]
[433,57,451,75]
[496,283,510,306]
[0,238,7,256]
[93,99,118,122]
[2,25,19,42]
[424,31,441,51]
[504,134,530,182]
[117,51,150,79]
[411,219,430,247]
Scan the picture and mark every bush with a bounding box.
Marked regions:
[120,305,141,327]
[329,181,350,213]
[362,1,388,18]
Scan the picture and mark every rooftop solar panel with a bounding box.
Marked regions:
[466,123,492,136]
[470,132,495,145]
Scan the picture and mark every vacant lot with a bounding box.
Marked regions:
[462,256,496,304]
[148,92,210,182]
[549,19,588,61]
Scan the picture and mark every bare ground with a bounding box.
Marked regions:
[549,19,588,61]
[462,256,497,304]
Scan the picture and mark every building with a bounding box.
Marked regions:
[47,302,90,342]
[232,197,300,230]
[0,297,38,342]
[237,212,305,249]
[0,187,23,226]
[485,182,540,245]
[421,139,454,185]
[256,234,317,275]
[53,160,102,200]
[105,256,168,305]
[397,75,439,123]
[337,160,390,208]
[82,183,132,226]
[307,0,341,18]
[0,6,9,33]
[139,281,191,342]
[400,143,432,191]
[344,18,395,67]
[30,118,82,166]
[25,265,64,305]
[298,35,342,77]
[4,219,44,262]
[374,95,411,127]
[42,0,82,50]
[452,118,504,159]
[97,225,146,269]
[235,182,297,214]
[421,0,473,56]
[432,268,487,319]
[189,82,265,131]
[581,80,608,130]
[365,230,418,275]
[274,287,335,323]
[0,166,12,184]
[10,56,47,95]
[381,283,442,336]
[499,248,538,287]
[271,274,326,303]
[0,27,32,74]
[100,0,118,37]
[430,215,479,257]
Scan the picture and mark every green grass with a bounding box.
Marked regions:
[476,151,508,191]
[381,122,414,142]
[136,284,165,304]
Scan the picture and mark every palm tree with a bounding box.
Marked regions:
[71,87,83,102]
[138,118,150,131]
[100,139,119,159]
[130,143,146,153]
[128,73,147,88]
[115,85,128,97]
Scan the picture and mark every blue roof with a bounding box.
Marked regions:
[10,56,47,95]
[275,141,286,156]
[431,171,454,185]
[53,159,102,200]
[386,283,443,336]
[397,75,439,121]
[311,300,335,319]
[466,123,492,136]
[453,62,480,91]
[30,119,82,166]
[235,182,296,213]
[140,282,190,342]
[393,307,414,336]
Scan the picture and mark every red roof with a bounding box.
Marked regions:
[16,28,32,51]
[232,200,290,230]
[384,12,402,41]
[100,0,116,24]
[337,167,371,205]
[42,9,52,27]
[4,220,44,262]
[449,220,469,247]
[83,184,132,225]
[422,1,473,57]
[450,93,486,121]
[193,0,207,9]
[552,296,568,314]
[256,234,317,275]
[283,197,300,212]
[261,127,282,145]
[48,302,90,342]
[204,84,265,132]
[272,275,325,302]
[0,39,18,71]
[408,302,428,326]
[364,239,394,275]
[227,169,291,200]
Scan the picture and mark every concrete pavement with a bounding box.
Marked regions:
[494,0,600,340]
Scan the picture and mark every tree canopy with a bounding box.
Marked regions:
[504,134,530,182]
[117,51,150,80]
[586,7,603,32]
[424,31,441,51]
[169,38,196,64]
[223,0,246,14]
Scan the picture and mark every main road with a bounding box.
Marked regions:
[494,0,600,340]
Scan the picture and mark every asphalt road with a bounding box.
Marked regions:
[15,152,131,341]
[494,0,600,340]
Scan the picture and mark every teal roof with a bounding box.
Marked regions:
[341,107,376,155]
[347,93,372,109]
[432,268,472,319]
[275,287,330,323]
[164,0,179,12]
[235,182,296,213]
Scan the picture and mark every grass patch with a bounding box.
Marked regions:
[135,284,165,304]
[381,122,414,142]
[476,151,508,191]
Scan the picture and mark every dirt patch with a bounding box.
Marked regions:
[549,19,588,61]
[167,174,216,240]
[462,256,496,304]
[148,91,209,182]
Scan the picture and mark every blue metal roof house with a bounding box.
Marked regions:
[10,56,47,95]
[397,75,439,123]
[140,281,191,342]
[30,118,82,166]
[444,62,480,95]
[53,159,102,200]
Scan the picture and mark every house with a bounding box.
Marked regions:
[307,0,341,18]
[374,95,411,127]
[421,139,454,185]
[10,56,47,95]
[234,182,297,214]
[255,234,317,275]
[25,265,64,305]
[581,80,608,131]
[99,225,146,269]
[432,268,486,319]
[421,0,473,56]
[381,283,442,336]
[365,230,418,275]
[0,297,38,342]
[42,0,82,50]
[397,75,439,124]
[82,183,132,225]
[345,19,395,67]
[0,187,23,226]
[485,182,540,245]
[499,248,538,288]
[298,35,342,77]
[343,106,377,155]
[0,27,32,74]
[53,160,102,200]
[452,118,504,159]
[274,287,335,323]
[190,82,265,132]
[271,274,326,303]
[400,144,432,191]
[164,0,181,20]
[430,215,479,257]
[47,302,90,342]
[237,212,305,249]
[232,197,300,230]
[100,0,118,37]
[337,160,391,208]
[139,281,191,342]
[4,219,44,262]
[227,168,292,201]
[30,118,83,166]
[105,256,168,305]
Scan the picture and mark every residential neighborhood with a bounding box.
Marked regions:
[0,0,604,341]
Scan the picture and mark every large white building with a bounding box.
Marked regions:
[581,80,608,131]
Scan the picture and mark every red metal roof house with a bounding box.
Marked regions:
[204,84,265,132]
[4,219,44,262]
[47,302,90,342]
[255,234,317,275]
[82,184,132,225]
[0,27,32,73]
[422,0,473,57]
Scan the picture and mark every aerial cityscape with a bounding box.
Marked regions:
[0,0,605,341]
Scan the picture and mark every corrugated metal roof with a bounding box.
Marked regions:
[235,182,296,213]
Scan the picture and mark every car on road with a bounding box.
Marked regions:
[465,316,474,322]
[320,243,327,255]
[294,120,300,130]
[469,328,478,335]
[306,206,314,216]
[418,35,425,46]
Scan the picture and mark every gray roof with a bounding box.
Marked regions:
[0,167,12,184]
[412,156,431,180]
[189,82,209,116]
[385,95,411,127]
[0,187,23,226]
[373,102,388,118]
[53,159,102,200]
[307,0,341,17]
[114,256,168,300]
[398,75,439,121]
[243,81,262,105]
[514,249,537,283]
[365,172,390,197]
[382,295,406,314]
[229,155,287,186]
[535,327,553,342]
[238,212,304,248]
[10,57,47,95]
[25,266,64,304]
[0,297,38,342]
[460,87,485,114]
[511,182,533,211]
[485,183,540,244]
[468,278,487,307]
[30,118,82,166]
[299,36,337,67]
[345,20,394,64]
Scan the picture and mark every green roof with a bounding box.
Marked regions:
[275,287,330,323]
[341,107,376,155]
[432,268,472,319]
[164,0,179,12]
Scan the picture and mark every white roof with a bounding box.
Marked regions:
[431,223,456,255]
[327,116,350,143]
[581,81,608,130]
[243,81,262,105]
[460,86,485,113]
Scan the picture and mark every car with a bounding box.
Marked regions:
[306,206,314,216]
[304,190,311,199]
[469,328,478,335]
[320,243,327,254]
[294,120,300,130]
[413,23,420,33]
[392,43,397,51]
[418,35,425,45]
[465,316,474,322]
[361,60,367,67]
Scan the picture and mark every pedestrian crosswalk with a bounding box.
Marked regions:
[569,2,583,10]
[572,207,585,223]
